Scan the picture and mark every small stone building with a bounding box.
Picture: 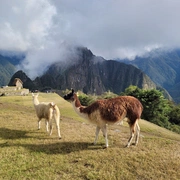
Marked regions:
[13,78,23,90]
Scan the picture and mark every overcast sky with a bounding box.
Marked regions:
[1,0,180,78]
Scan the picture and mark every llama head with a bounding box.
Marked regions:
[64,89,75,102]
[49,102,56,109]
[32,93,39,105]
[32,93,39,99]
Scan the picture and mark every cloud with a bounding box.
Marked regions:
[1,0,180,78]
[52,0,180,58]
[0,0,56,51]
[17,41,81,79]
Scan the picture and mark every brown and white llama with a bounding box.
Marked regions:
[32,93,61,139]
[64,89,143,148]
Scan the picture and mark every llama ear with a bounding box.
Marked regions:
[72,89,74,94]
[32,93,34,97]
[50,102,55,106]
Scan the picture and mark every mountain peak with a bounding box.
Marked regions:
[33,47,157,95]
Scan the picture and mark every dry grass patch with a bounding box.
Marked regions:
[0,93,180,180]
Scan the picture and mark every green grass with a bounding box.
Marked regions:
[0,93,180,180]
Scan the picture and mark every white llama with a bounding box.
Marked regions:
[32,93,61,139]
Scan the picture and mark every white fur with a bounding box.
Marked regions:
[32,93,61,139]
[71,101,109,147]
[64,90,142,148]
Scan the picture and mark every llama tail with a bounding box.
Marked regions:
[49,102,61,139]
[50,103,59,116]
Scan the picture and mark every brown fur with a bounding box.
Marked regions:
[64,89,143,147]
[77,94,142,124]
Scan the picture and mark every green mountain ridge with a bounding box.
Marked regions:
[121,49,180,103]
[31,47,157,95]
[1,47,177,102]
[0,55,17,86]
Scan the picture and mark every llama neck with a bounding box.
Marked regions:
[73,94,82,108]
[71,94,88,118]
[33,98,39,106]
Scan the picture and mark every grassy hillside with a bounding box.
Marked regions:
[0,93,180,180]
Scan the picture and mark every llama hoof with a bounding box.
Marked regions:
[103,144,109,149]
[59,137,62,139]
[132,142,137,146]
[125,144,130,148]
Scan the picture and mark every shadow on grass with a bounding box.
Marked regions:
[0,127,31,139]
[0,127,54,140]
[0,141,103,154]
[0,128,104,154]
[24,141,102,154]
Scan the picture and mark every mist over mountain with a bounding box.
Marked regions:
[119,49,180,103]
[1,47,178,102]
[0,51,25,86]
[7,47,159,98]
[2,1,180,104]
[31,47,156,95]
[0,55,17,86]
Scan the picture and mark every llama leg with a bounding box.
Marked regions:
[135,121,140,146]
[55,118,61,139]
[94,126,100,145]
[38,119,41,130]
[101,129,105,137]
[126,123,136,147]
[102,124,108,148]
[45,120,49,132]
[49,120,53,136]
